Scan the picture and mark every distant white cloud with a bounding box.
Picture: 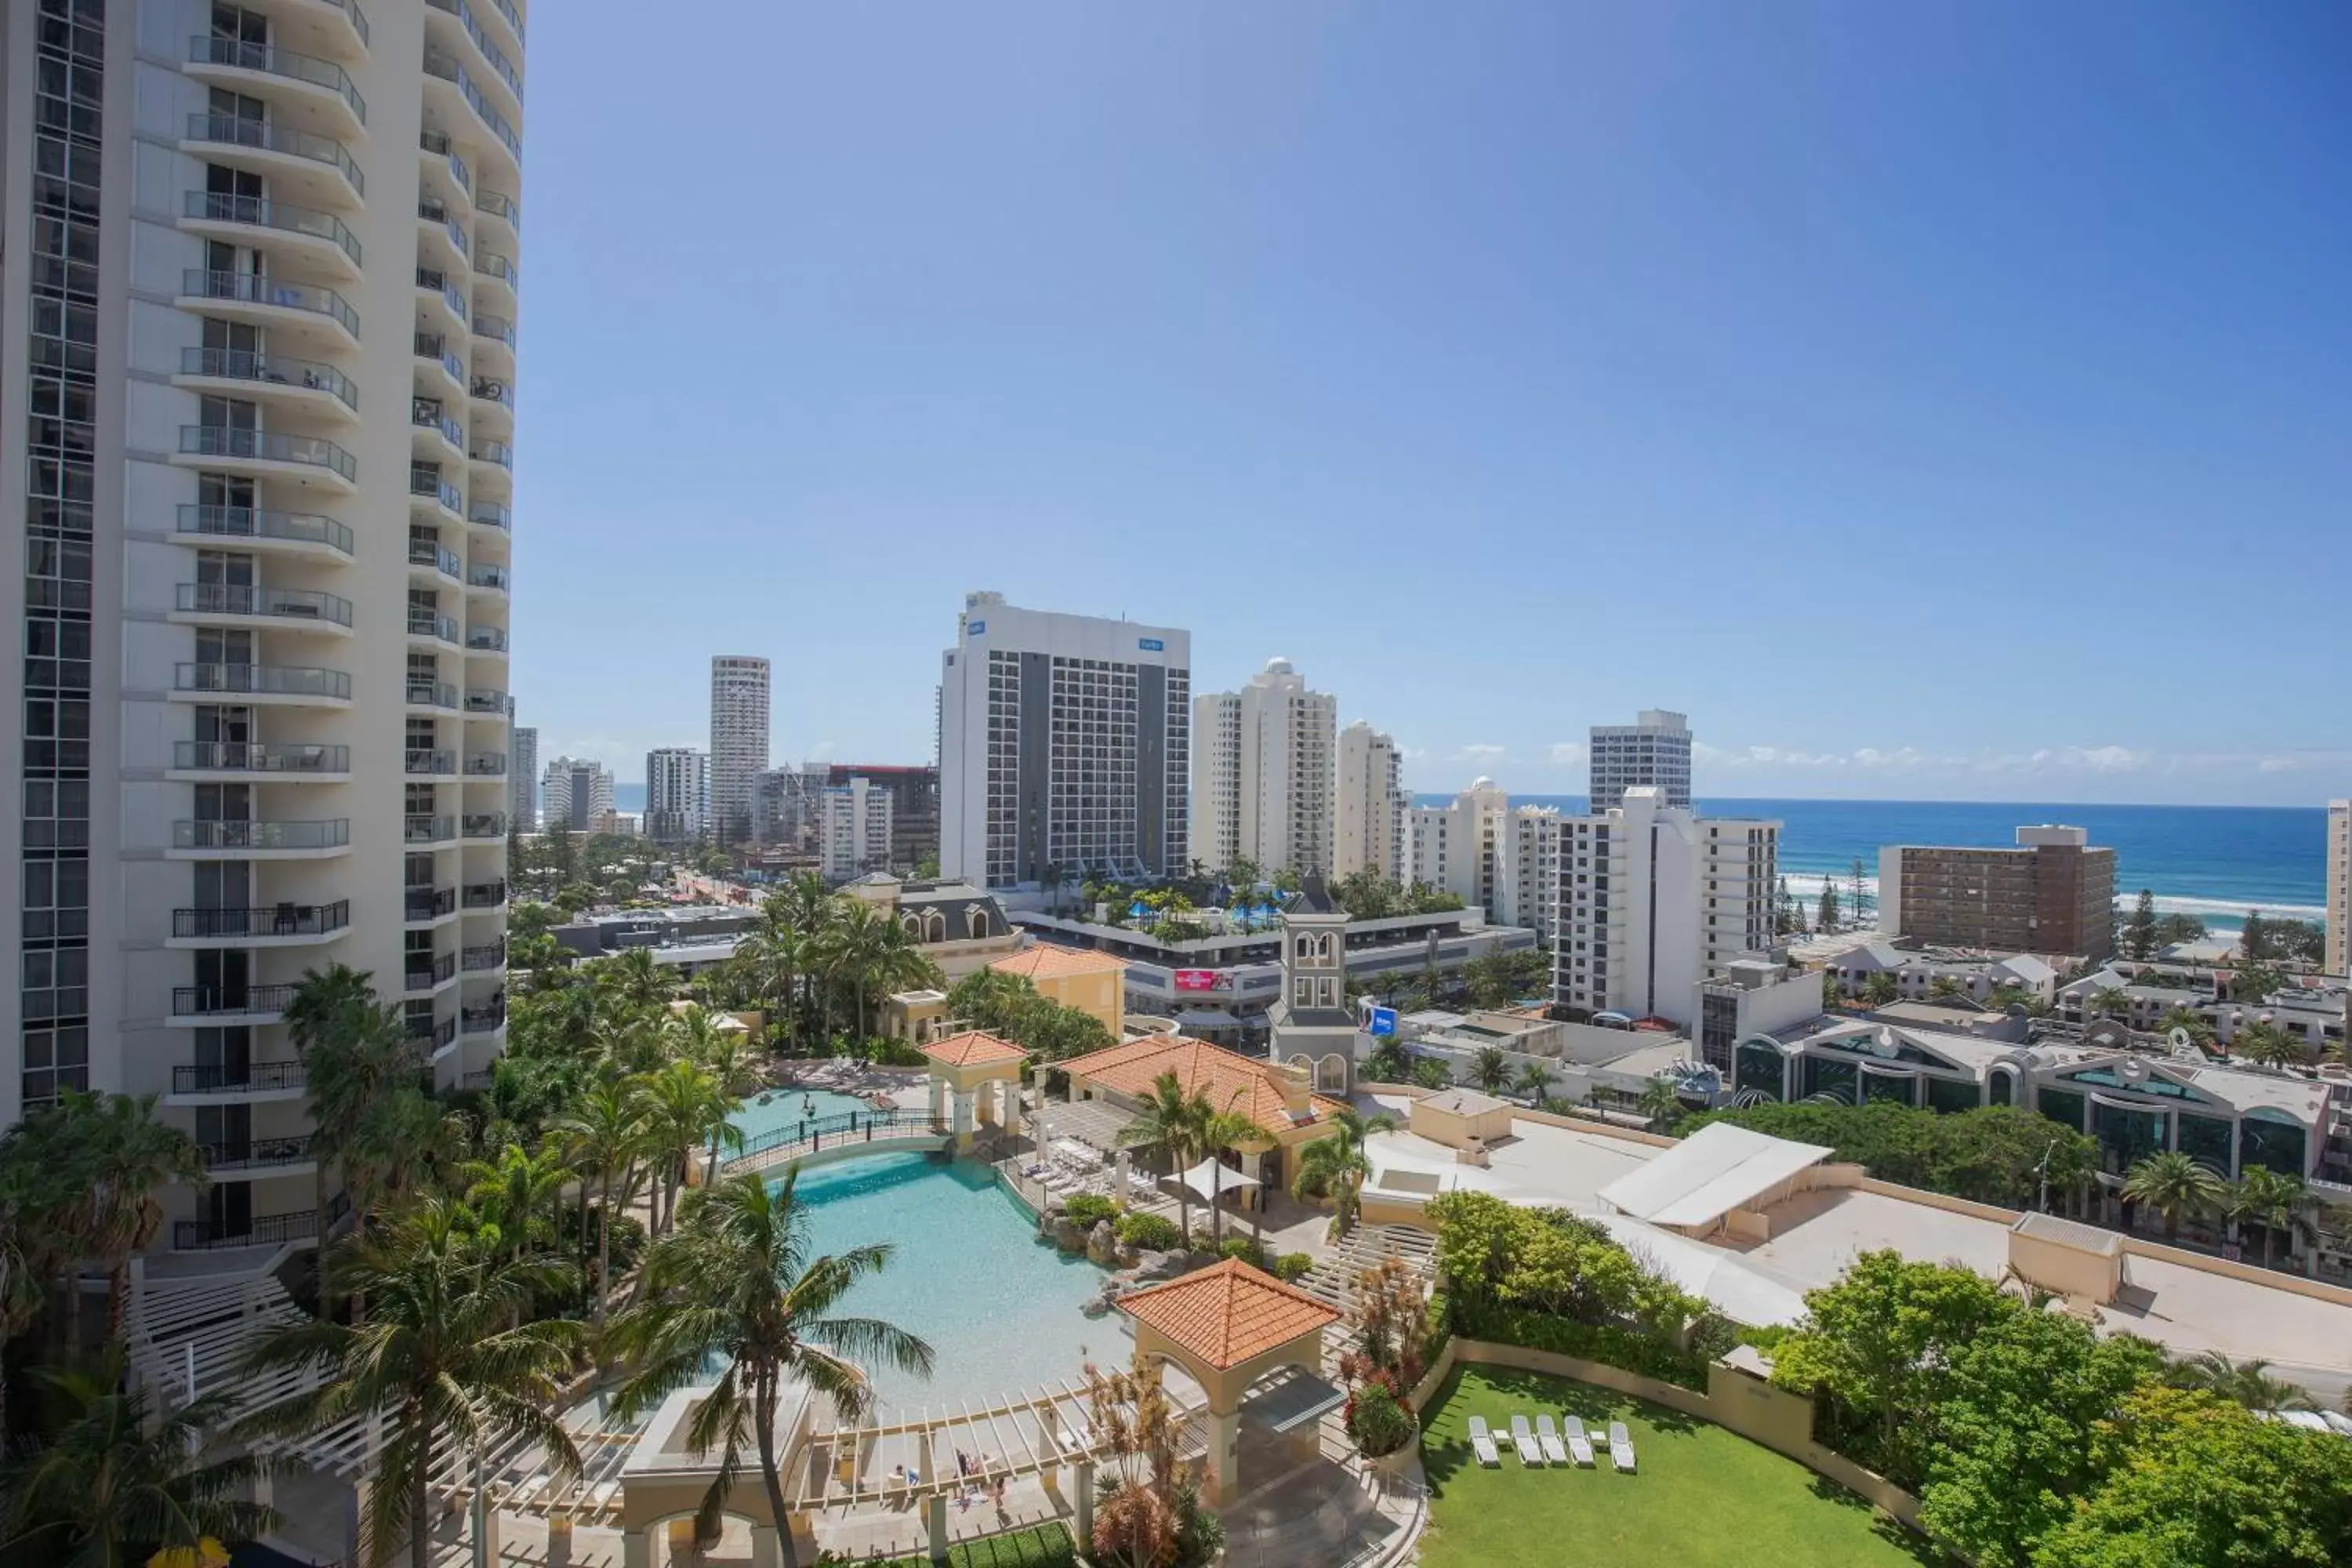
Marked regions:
[807,739,837,760]
[1548,741,1589,765]
[1453,742,1506,764]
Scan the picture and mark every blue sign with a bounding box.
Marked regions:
[967,619,985,636]
[1368,1006,1399,1037]
[1138,637,1164,651]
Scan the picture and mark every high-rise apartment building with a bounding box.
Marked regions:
[938,592,1189,889]
[1878,825,2116,961]
[2329,801,2350,976]
[0,3,523,1232]
[818,779,894,882]
[709,655,769,844]
[1555,789,1779,1025]
[1399,780,1559,938]
[753,761,831,850]
[1335,722,1403,883]
[644,747,710,844]
[1192,658,1338,880]
[511,724,538,831]
[542,757,612,834]
[827,764,939,873]
[1589,710,1692,811]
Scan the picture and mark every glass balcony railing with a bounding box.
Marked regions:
[176,504,353,556]
[477,253,517,291]
[466,564,510,592]
[200,1135,314,1173]
[187,37,367,125]
[462,940,506,971]
[408,536,462,576]
[470,376,514,410]
[462,1000,507,1033]
[405,814,456,844]
[175,662,351,700]
[408,609,460,642]
[421,49,520,162]
[415,267,468,324]
[467,501,510,532]
[183,190,361,267]
[470,440,514,470]
[327,0,371,48]
[477,190,520,233]
[176,582,354,626]
[172,742,349,774]
[462,880,507,909]
[474,314,517,350]
[170,986,302,1021]
[180,425,358,483]
[172,819,349,852]
[171,1058,307,1092]
[406,887,458,921]
[463,751,506,777]
[485,0,524,47]
[405,679,458,710]
[463,687,510,714]
[181,270,360,339]
[426,0,524,105]
[406,952,458,991]
[466,626,508,652]
[409,1015,459,1053]
[409,466,463,513]
[405,748,458,775]
[410,402,465,448]
[180,347,357,410]
[461,813,507,838]
[413,332,465,385]
[172,902,351,939]
[184,113,364,196]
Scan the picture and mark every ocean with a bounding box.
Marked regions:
[1416,795,2330,935]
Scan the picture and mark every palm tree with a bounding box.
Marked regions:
[1363,1039,1412,1085]
[608,1171,935,1566]
[1121,1073,1210,1243]
[1196,1098,1278,1248]
[552,1078,652,1325]
[238,1202,584,1568]
[2122,1151,2226,1242]
[459,1139,572,1268]
[1409,1057,1454,1091]
[1635,1078,1685,1132]
[2230,1167,2313,1271]
[2230,1021,2303,1069]
[2155,1005,2215,1047]
[1928,975,1966,1001]
[1468,1046,1512,1096]
[2,1346,275,1568]
[67,1094,210,1335]
[598,946,673,1010]
[640,1059,742,1232]
[2164,1350,2319,1414]
[287,964,401,1232]
[1860,971,1900,1007]
[1289,1106,1399,1236]
[1512,1060,1552,1102]
[2086,985,2132,1020]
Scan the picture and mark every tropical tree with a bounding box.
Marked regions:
[1196,1099,1277,1248]
[1,1348,275,1568]
[0,1134,83,1437]
[1860,971,1900,1007]
[1635,1078,1686,1131]
[2154,1005,2216,1048]
[2229,960,2285,1007]
[551,1078,652,1325]
[1362,1038,1412,1084]
[1290,1107,1399,1236]
[1468,1046,1512,1095]
[2229,1019,2303,1069]
[2230,1167,2313,1271]
[1928,975,1966,1001]
[64,1094,211,1334]
[2122,1151,2226,1242]
[2122,889,2160,960]
[1120,1073,1210,1243]
[1512,1059,1552,1102]
[639,1059,743,1232]
[459,1139,573,1269]
[1408,1057,1454,1091]
[608,1171,935,1566]
[1081,1352,1222,1568]
[2085,985,2132,1020]
[238,1202,585,1568]
[2163,1350,2318,1413]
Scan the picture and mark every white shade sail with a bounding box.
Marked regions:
[1175,1156,1261,1203]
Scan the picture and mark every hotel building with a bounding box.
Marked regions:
[1878,824,2116,962]
[707,653,768,844]
[1589,709,1692,811]
[1334,720,1402,883]
[1191,656,1337,880]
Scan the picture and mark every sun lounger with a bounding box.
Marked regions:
[1466,1416,1501,1467]
[1608,1420,1636,1472]
[1509,1414,1544,1465]
[1534,1414,1568,1465]
[1560,1415,1595,1468]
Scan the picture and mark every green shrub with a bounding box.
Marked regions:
[1115,1210,1181,1250]
[1454,1301,1710,1391]
[1273,1251,1315,1283]
[1062,1193,1118,1229]
[1345,1380,1416,1458]
[1218,1236,1266,1268]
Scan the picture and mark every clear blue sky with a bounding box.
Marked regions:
[513,2,2351,805]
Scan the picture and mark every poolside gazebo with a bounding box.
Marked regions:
[917,1030,1031,1152]
[1116,1258,1341,1505]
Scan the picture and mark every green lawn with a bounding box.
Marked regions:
[1417,1367,1933,1568]
[855,1522,1077,1568]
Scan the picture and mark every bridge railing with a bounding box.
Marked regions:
[724,1109,950,1168]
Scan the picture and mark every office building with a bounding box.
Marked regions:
[1555,788,1780,1025]
[938,593,1190,889]
[543,757,613,834]
[1335,722,1403,883]
[1191,658,1338,880]
[1589,710,1692,811]
[1878,825,2116,962]
[818,779,894,883]
[2329,800,2350,975]
[827,764,940,873]
[511,724,538,831]
[709,655,769,844]
[644,747,710,844]
[0,2,523,1253]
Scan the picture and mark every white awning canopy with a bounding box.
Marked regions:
[1175,1157,1261,1203]
[1596,1121,1831,1231]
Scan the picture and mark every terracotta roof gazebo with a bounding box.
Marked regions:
[916,1029,1030,1150]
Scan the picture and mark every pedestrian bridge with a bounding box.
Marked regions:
[720,1109,953,1177]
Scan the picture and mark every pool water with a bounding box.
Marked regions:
[731,1085,882,1146]
[775,1152,1124,1416]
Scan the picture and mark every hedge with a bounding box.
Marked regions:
[1115,1210,1181,1250]
[1450,1300,1710,1392]
[1061,1193,1118,1230]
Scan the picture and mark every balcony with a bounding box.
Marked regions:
[310,0,372,53]
[466,625,508,654]
[463,750,506,778]
[406,952,458,993]
[405,678,458,712]
[410,1015,459,1055]
[181,191,361,275]
[418,198,470,263]
[422,49,521,168]
[461,940,506,971]
[463,687,510,716]
[426,0,524,109]
[419,129,474,202]
[470,440,514,473]
[176,425,358,491]
[408,608,461,645]
[405,887,459,923]
[172,662,351,706]
[411,401,466,461]
[413,332,466,396]
[461,880,507,910]
[406,748,458,779]
[176,503,352,561]
[176,346,357,423]
[167,1058,307,1102]
[169,985,300,1025]
[474,314,517,355]
[405,813,457,846]
[466,563,510,596]
[169,901,352,946]
[467,501,510,534]
[476,190,520,237]
[181,112,363,204]
[185,38,367,138]
[410,466,463,520]
[408,535,463,581]
[200,1136,316,1178]
[461,1000,507,1035]
[179,269,359,347]
[172,1208,320,1253]
[461,812,508,839]
[170,741,350,780]
[174,581,354,633]
[170,818,350,858]
[476,252,519,304]
[416,267,469,329]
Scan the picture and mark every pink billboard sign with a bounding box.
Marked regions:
[1172,969,1224,993]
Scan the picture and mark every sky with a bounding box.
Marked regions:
[512,2,2352,805]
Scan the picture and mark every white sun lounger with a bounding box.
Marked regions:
[1466,1415,1501,1467]
[1534,1414,1568,1465]
[1608,1420,1636,1472]
[1509,1414,1544,1465]
[1559,1415,1596,1468]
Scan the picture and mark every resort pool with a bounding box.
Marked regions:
[776,1152,1121,1416]
[731,1085,883,1146]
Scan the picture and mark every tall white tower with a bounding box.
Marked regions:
[709,655,770,844]
[1336,722,1403,882]
[0,0,526,1247]
[1191,658,1338,880]
[644,747,710,844]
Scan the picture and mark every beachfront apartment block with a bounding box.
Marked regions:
[1878,824,2117,963]
[1555,788,1780,1025]
[543,757,613,833]
[1589,709,1693,810]
[708,655,769,844]
[1191,657,1338,880]
[511,724,538,831]
[2328,800,2350,975]
[938,593,1190,890]
[644,746,710,844]
[1335,721,1403,883]
[0,0,524,1238]
[818,777,894,883]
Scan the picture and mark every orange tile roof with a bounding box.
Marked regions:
[1117,1258,1340,1370]
[989,945,1128,982]
[1059,1036,1330,1133]
[918,1029,1031,1069]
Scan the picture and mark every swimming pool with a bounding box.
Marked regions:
[775,1152,1123,1416]
[731,1085,883,1147]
